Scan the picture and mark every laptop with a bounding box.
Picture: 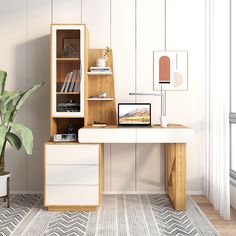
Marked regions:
[118,103,151,126]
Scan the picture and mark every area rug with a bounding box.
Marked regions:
[0,194,219,236]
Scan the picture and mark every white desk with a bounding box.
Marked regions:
[79,124,194,211]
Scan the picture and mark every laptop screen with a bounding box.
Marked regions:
[118,103,151,126]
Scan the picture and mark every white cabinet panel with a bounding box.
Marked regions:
[45,144,99,165]
[79,128,136,143]
[45,185,99,205]
[46,165,98,185]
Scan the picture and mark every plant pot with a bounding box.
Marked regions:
[96,57,107,67]
[0,172,11,197]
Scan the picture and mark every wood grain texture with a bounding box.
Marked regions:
[85,49,116,126]
[167,143,186,210]
[192,195,236,236]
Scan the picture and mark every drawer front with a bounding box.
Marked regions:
[46,165,98,185]
[45,144,99,164]
[79,128,136,143]
[45,185,99,206]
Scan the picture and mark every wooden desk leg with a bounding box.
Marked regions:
[167,143,186,211]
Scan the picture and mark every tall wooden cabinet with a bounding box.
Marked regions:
[44,24,104,211]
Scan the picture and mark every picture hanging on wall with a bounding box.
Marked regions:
[153,51,188,91]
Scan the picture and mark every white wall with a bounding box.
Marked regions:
[0,0,206,193]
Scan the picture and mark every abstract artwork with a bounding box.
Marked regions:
[153,51,188,90]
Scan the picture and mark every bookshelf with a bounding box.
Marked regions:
[85,49,116,126]
[50,24,88,137]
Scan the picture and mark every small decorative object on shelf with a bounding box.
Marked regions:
[88,67,112,75]
[92,121,107,127]
[57,99,80,112]
[53,133,77,142]
[65,124,79,134]
[63,38,80,58]
[96,46,110,67]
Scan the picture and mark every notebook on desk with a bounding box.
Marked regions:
[118,103,151,127]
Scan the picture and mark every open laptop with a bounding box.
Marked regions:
[118,103,151,126]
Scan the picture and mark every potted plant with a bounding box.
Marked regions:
[96,46,110,67]
[0,70,44,199]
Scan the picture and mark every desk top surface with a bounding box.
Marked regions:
[83,124,189,129]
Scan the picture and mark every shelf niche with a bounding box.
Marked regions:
[85,49,116,126]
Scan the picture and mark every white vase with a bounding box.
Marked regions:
[96,57,107,67]
[0,172,11,197]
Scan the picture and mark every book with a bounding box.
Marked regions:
[73,71,81,92]
[90,66,111,72]
[68,70,77,92]
[64,72,73,92]
[60,72,70,92]
[92,123,107,127]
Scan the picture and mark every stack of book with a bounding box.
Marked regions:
[90,67,111,73]
[60,70,81,92]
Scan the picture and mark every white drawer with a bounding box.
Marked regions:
[79,128,136,143]
[136,128,194,143]
[45,144,99,164]
[45,185,99,206]
[46,165,98,185]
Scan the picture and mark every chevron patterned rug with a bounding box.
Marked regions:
[0,194,219,236]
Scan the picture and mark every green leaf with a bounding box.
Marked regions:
[4,102,16,124]
[0,97,6,115]
[0,125,7,154]
[6,132,21,150]
[3,90,22,104]
[0,70,7,95]
[10,122,33,155]
[15,82,45,112]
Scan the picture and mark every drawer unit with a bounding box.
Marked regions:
[44,143,103,210]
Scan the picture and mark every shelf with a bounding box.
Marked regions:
[57,92,80,95]
[57,58,80,61]
[87,98,114,101]
[87,72,112,75]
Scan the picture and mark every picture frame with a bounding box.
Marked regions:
[63,38,80,58]
[153,50,188,91]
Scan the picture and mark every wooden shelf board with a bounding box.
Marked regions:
[57,58,80,61]
[87,98,114,101]
[56,92,80,95]
[87,72,112,75]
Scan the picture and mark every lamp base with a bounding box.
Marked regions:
[160,116,168,128]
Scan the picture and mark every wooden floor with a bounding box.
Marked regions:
[192,196,236,236]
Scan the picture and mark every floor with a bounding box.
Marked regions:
[192,195,236,236]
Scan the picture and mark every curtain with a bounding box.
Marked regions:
[205,0,230,220]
